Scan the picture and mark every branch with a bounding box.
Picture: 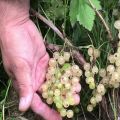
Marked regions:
[30,9,86,65]
[30,9,73,47]
[88,0,113,41]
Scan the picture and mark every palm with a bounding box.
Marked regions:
[0,20,61,120]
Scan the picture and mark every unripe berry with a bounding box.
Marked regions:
[89,82,96,89]
[86,77,94,84]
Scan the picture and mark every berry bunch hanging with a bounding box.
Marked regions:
[41,51,82,118]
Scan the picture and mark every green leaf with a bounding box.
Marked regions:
[69,0,79,26]
[77,2,95,31]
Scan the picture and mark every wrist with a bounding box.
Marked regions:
[0,0,30,27]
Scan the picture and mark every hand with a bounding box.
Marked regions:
[0,20,61,120]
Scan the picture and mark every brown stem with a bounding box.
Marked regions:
[88,0,113,41]
[30,9,86,65]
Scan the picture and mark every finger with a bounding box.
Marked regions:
[35,53,49,91]
[12,59,34,112]
[31,93,62,120]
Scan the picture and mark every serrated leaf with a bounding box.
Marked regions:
[77,2,95,31]
[69,0,79,26]
[86,0,102,10]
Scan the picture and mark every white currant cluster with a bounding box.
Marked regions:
[87,20,120,112]
[84,47,100,90]
[41,52,82,118]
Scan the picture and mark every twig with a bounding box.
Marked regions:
[88,0,113,41]
[30,9,73,47]
[30,9,86,65]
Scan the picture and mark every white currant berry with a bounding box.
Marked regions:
[64,52,70,61]
[42,92,48,99]
[60,109,67,117]
[89,82,96,89]
[101,76,109,85]
[107,65,115,74]
[61,75,69,83]
[63,100,70,108]
[49,58,57,67]
[108,55,116,63]
[84,63,91,71]
[97,84,106,95]
[41,84,48,92]
[95,94,102,103]
[99,69,106,78]
[94,49,100,58]
[115,60,120,66]
[58,56,65,65]
[71,65,80,73]
[116,66,120,74]
[86,77,94,84]
[111,72,119,82]
[54,89,61,96]
[92,65,98,74]
[66,110,74,118]
[114,20,120,29]
[47,97,53,105]
[88,47,94,56]
[72,77,80,84]
[113,82,120,88]
[87,104,93,112]
[53,52,60,59]
[85,71,91,77]
[65,83,71,89]
[90,97,96,105]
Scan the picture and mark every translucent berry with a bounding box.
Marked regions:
[99,69,106,78]
[66,110,74,118]
[84,63,91,71]
[97,84,106,95]
[92,65,98,74]
[87,104,93,112]
[95,94,102,103]
[107,65,115,74]
[88,47,94,56]
[60,109,67,117]
[49,58,57,67]
[53,52,60,59]
[64,52,70,61]
[58,56,65,65]
[89,82,96,89]
[114,20,120,29]
[90,97,96,105]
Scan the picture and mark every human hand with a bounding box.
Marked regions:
[0,17,61,120]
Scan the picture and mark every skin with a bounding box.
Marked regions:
[0,0,80,119]
[0,0,61,120]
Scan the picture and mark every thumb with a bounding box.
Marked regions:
[12,64,34,112]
